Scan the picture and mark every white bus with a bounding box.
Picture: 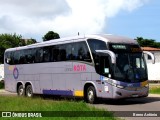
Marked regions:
[4,34,154,103]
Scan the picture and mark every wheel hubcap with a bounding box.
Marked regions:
[88,90,94,101]
[27,88,32,97]
[19,88,23,95]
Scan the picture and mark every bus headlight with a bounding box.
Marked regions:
[111,82,117,87]
[111,82,124,89]
[144,83,149,88]
[116,84,124,89]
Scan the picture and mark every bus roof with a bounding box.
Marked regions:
[5,34,138,52]
[85,34,138,44]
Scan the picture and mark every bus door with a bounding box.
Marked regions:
[95,54,113,98]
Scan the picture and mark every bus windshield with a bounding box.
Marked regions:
[113,53,147,82]
[109,44,148,83]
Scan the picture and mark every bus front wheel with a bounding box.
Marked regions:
[86,86,97,104]
[17,85,24,96]
[26,85,33,97]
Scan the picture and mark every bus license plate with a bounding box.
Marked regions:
[132,94,139,97]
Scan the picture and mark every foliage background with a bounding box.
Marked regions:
[0,33,36,64]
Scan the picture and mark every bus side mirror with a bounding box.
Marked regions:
[95,50,116,64]
[143,51,155,64]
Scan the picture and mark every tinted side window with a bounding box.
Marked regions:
[51,44,67,62]
[72,42,92,62]
[13,51,20,64]
[58,44,67,61]
[5,52,14,65]
[5,42,93,65]
[66,43,73,60]
[51,45,59,62]
[87,39,107,53]
[87,39,107,60]
[35,48,43,63]
[26,49,36,64]
[51,43,78,62]
[43,47,51,62]
[19,50,27,64]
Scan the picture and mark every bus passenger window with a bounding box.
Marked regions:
[51,45,60,62]
[35,48,43,63]
[43,47,51,62]
[17,49,35,64]
[59,49,66,61]
[57,45,67,61]
[13,51,20,64]
[19,56,25,64]
[78,47,84,60]
[5,52,13,64]
[72,42,91,62]
[19,50,26,64]
[29,49,35,63]
[66,44,73,60]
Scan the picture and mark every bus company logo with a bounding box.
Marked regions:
[73,64,86,72]
[13,67,19,79]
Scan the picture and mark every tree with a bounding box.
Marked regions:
[43,31,60,41]
[0,33,37,63]
[0,33,22,63]
[136,37,160,48]
[27,39,37,45]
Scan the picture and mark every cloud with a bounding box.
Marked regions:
[0,0,70,18]
[0,0,149,41]
[103,0,150,17]
[53,0,150,36]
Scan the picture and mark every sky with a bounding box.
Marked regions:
[0,0,159,42]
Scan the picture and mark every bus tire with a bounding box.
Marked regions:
[26,85,33,97]
[86,86,97,104]
[17,84,24,96]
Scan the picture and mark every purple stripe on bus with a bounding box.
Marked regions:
[43,90,73,96]
[119,82,140,87]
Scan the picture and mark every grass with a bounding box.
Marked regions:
[149,85,160,94]
[0,96,117,120]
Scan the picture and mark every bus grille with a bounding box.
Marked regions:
[124,87,143,91]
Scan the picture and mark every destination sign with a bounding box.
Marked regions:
[110,44,142,53]
[130,47,142,52]
[112,45,126,49]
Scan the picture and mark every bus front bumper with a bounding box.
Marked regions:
[112,86,149,99]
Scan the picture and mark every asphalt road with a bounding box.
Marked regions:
[93,94,160,120]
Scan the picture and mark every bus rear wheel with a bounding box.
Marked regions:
[26,85,33,97]
[86,86,97,104]
[17,85,24,96]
